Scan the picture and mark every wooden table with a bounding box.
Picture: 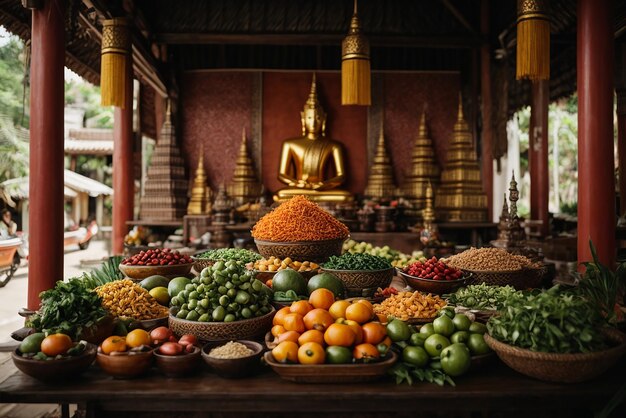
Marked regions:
[1,357,624,418]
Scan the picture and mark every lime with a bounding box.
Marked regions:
[452,314,471,331]
[386,319,411,342]
[139,275,169,291]
[168,277,191,298]
[467,333,491,355]
[469,322,487,335]
[326,345,353,364]
[149,287,170,306]
[272,269,307,295]
[307,273,345,297]
[19,333,45,354]
[409,333,427,347]
[450,331,470,344]
[424,334,451,357]
[433,315,455,337]
[440,343,471,376]
[419,323,435,337]
[402,346,429,367]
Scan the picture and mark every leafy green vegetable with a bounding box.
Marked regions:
[444,283,521,311]
[26,279,107,340]
[76,255,125,290]
[323,253,391,271]
[389,363,455,387]
[196,248,261,264]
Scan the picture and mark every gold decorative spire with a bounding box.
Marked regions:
[187,146,212,215]
[401,109,441,216]
[422,181,436,224]
[305,73,320,110]
[227,128,263,206]
[435,94,487,222]
[508,170,524,241]
[363,125,397,200]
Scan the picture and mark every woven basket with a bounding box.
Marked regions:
[254,238,345,263]
[320,267,394,298]
[484,328,626,383]
[168,307,275,343]
[191,258,214,273]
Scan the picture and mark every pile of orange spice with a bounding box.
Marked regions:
[251,195,350,241]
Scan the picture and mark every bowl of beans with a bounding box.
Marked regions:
[201,340,264,378]
[119,248,195,280]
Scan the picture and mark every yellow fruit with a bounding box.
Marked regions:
[126,329,151,348]
[298,342,326,364]
[149,287,170,305]
[328,300,351,320]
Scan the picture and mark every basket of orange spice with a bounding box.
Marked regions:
[263,288,398,383]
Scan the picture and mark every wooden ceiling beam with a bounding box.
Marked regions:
[441,0,478,35]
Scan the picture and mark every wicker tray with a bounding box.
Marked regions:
[263,350,398,383]
[484,328,626,383]
[320,267,394,298]
[168,307,275,343]
[254,238,345,263]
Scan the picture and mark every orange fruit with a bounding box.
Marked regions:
[376,313,388,324]
[308,288,335,310]
[379,336,392,349]
[353,343,380,361]
[40,334,73,357]
[277,330,301,344]
[273,306,292,326]
[272,341,299,363]
[346,302,373,324]
[356,299,374,311]
[100,336,127,355]
[126,329,151,348]
[290,300,314,316]
[303,308,334,332]
[343,319,363,344]
[362,322,387,345]
[297,342,326,365]
[298,329,325,346]
[282,313,305,333]
[323,323,356,347]
[328,300,351,320]
[271,325,287,338]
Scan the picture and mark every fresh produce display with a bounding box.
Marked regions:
[444,283,520,311]
[342,239,425,268]
[17,333,88,361]
[404,257,463,281]
[271,269,308,295]
[389,310,491,386]
[374,291,446,321]
[95,279,170,320]
[444,247,538,271]
[374,287,399,298]
[269,292,392,365]
[252,256,319,273]
[251,195,350,241]
[156,332,199,356]
[207,341,254,359]
[323,253,391,271]
[487,286,606,353]
[170,260,271,322]
[99,334,152,355]
[27,279,108,340]
[307,273,345,298]
[77,256,125,289]
[196,248,262,264]
[121,248,193,266]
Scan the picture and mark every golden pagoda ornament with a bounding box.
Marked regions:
[401,110,440,216]
[363,126,397,200]
[435,95,488,222]
[508,171,525,241]
[418,182,440,246]
[491,194,512,248]
[227,128,263,206]
[187,147,212,215]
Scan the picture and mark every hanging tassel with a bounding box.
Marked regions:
[101,18,130,108]
[516,0,550,81]
[341,0,371,105]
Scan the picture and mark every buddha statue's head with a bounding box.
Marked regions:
[301,74,326,138]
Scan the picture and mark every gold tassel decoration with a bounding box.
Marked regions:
[516,0,550,81]
[100,18,131,108]
[341,0,371,106]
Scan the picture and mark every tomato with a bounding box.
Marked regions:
[452,314,472,331]
[433,315,455,337]
[158,342,184,356]
[402,346,429,367]
[467,333,491,355]
[40,334,73,356]
[297,342,325,365]
[423,334,451,357]
[440,343,471,376]
[386,319,411,342]
[150,326,173,344]
[325,345,353,364]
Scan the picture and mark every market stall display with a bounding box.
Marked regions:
[193,248,262,271]
[119,248,195,280]
[373,291,446,322]
[398,257,467,294]
[321,253,394,297]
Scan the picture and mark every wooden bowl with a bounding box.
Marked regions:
[96,349,154,379]
[254,238,346,263]
[320,267,394,298]
[397,270,468,295]
[154,346,202,377]
[168,307,275,343]
[119,262,194,280]
[128,315,169,331]
[12,343,97,382]
[202,340,264,378]
[78,315,115,345]
[484,328,626,383]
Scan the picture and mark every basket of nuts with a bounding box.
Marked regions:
[248,256,320,282]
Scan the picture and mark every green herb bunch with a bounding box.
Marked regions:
[196,248,262,264]
[323,253,391,271]
[77,255,125,290]
[444,283,521,311]
[487,286,605,353]
[27,279,107,339]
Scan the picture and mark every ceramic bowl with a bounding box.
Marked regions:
[201,340,264,378]
[398,270,468,295]
[96,349,153,379]
[119,262,194,280]
[12,343,97,382]
[153,345,202,377]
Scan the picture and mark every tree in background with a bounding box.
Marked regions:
[0,37,28,129]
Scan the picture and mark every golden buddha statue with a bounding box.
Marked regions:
[273,74,353,202]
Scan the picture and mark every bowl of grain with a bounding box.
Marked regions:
[201,340,264,378]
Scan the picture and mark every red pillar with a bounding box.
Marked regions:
[27,0,66,309]
[529,80,550,237]
[112,59,134,255]
[480,0,494,220]
[577,0,615,266]
[616,43,626,218]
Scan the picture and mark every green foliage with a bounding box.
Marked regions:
[0,37,28,128]
[0,113,29,183]
[65,80,112,129]
[77,255,125,290]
